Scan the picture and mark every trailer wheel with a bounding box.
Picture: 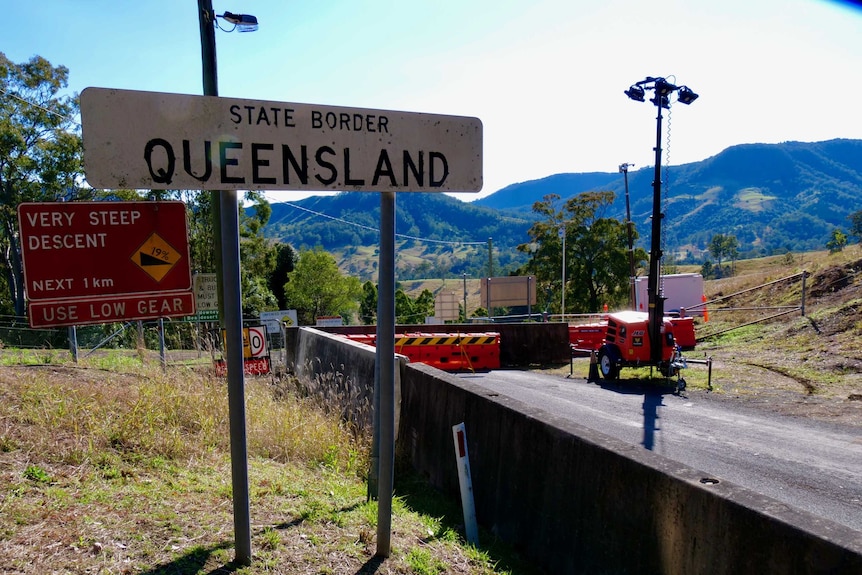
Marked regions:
[659,364,678,378]
[597,347,620,381]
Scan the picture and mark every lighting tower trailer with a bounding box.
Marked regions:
[596,77,698,390]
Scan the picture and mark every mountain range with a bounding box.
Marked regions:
[262,138,862,280]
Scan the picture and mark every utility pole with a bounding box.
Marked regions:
[620,163,636,310]
[487,238,493,318]
[197,0,224,325]
[487,237,493,278]
[462,272,468,321]
[560,225,566,319]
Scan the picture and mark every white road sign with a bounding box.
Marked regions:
[193,273,218,311]
[81,87,483,193]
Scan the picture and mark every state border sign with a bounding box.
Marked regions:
[81,87,483,193]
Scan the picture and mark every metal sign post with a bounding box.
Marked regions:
[374,191,396,557]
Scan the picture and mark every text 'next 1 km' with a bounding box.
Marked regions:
[80,87,483,193]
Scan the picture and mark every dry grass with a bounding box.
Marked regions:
[0,358,537,574]
[713,250,861,416]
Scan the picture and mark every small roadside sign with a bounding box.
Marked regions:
[19,201,192,301]
[28,291,196,329]
[216,325,270,375]
[259,309,297,333]
[133,233,182,281]
[181,309,219,323]
[245,326,267,359]
[194,273,219,311]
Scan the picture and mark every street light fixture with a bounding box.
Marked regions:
[625,76,698,365]
[219,11,259,32]
[624,85,645,102]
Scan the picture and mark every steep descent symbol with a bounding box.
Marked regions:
[133,233,181,282]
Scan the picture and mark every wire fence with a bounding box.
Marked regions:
[0,315,290,374]
[0,315,216,365]
[691,271,808,341]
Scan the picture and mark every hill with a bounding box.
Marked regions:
[262,139,862,279]
[477,139,862,259]
[264,192,533,281]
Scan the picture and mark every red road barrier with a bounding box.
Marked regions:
[338,331,501,371]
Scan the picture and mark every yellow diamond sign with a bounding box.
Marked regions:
[133,233,181,282]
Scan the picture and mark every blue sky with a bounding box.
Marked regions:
[4,0,861,202]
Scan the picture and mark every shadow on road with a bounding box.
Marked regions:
[595,379,678,451]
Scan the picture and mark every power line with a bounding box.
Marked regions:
[0,86,80,127]
[270,199,489,246]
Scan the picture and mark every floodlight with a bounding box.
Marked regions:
[677,86,699,105]
[624,86,645,102]
[220,11,259,32]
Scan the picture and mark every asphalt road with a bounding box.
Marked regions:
[458,369,862,533]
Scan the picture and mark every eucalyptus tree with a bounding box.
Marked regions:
[0,53,84,315]
[517,191,646,313]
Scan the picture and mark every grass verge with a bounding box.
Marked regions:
[0,354,540,574]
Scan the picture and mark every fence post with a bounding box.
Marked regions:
[800,271,807,317]
[158,318,166,371]
[68,326,78,363]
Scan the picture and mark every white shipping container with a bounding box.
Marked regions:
[634,273,704,316]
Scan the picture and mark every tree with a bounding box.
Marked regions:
[238,192,278,316]
[708,233,739,277]
[269,243,296,310]
[826,229,847,254]
[724,235,739,275]
[359,280,377,325]
[169,190,278,316]
[708,234,727,274]
[516,191,645,313]
[848,210,862,245]
[358,282,435,325]
[172,191,217,275]
[395,287,435,324]
[0,54,84,316]
[283,248,361,325]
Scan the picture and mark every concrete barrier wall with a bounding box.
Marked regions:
[290,327,405,435]
[291,327,862,574]
[291,327,381,432]
[400,363,862,574]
